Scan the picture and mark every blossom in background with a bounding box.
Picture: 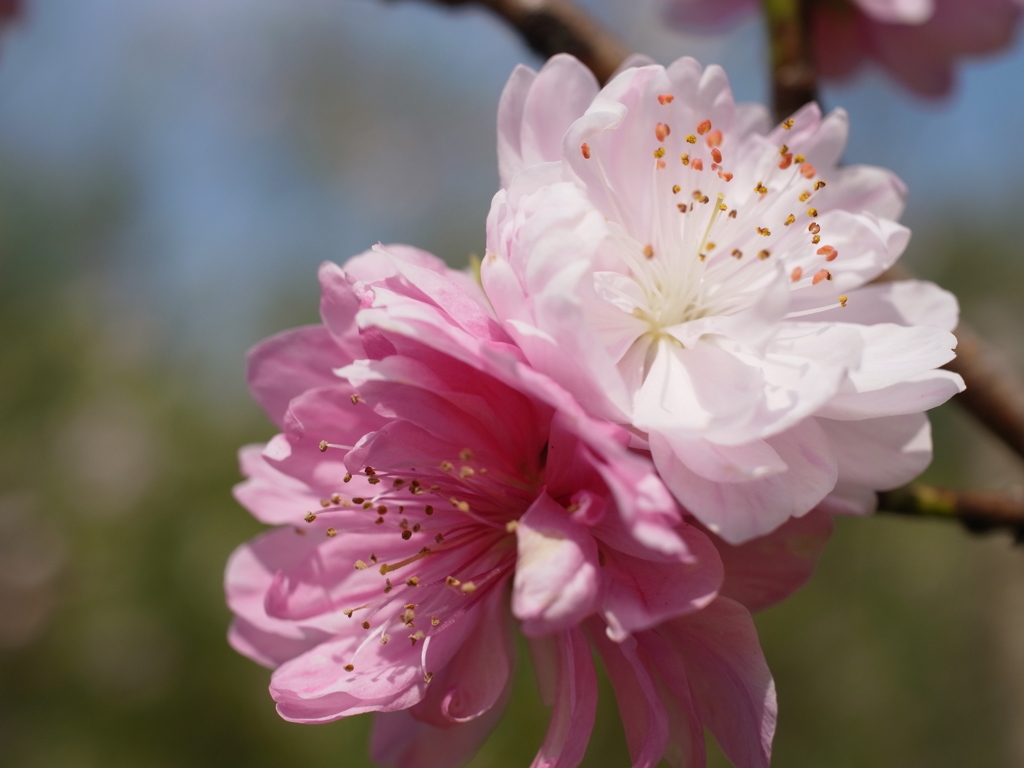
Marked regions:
[485,54,963,543]
[225,246,832,768]
[663,0,1023,96]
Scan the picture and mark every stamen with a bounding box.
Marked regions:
[581,143,591,159]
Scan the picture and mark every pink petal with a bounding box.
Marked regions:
[589,626,670,768]
[708,509,834,612]
[246,326,348,428]
[600,524,723,641]
[528,628,599,768]
[514,494,601,636]
[652,419,838,544]
[658,598,776,768]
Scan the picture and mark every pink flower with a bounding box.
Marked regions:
[225,245,831,767]
[484,55,964,543]
[664,0,1024,96]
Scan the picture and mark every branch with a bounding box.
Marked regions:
[877,484,1024,542]
[399,0,630,85]
[763,0,818,122]
[875,266,1024,462]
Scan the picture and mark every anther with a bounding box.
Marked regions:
[343,473,353,483]
[799,191,811,202]
[445,576,461,588]
[352,497,365,504]
[839,295,848,307]
[807,207,818,218]
[440,460,454,472]
[354,560,368,570]
[657,93,674,104]
[505,520,519,533]
[304,512,317,523]
[812,269,832,284]
[362,501,374,510]
[401,530,413,540]
[672,184,681,194]
[653,147,666,160]
[706,129,723,147]
[754,182,768,195]
[757,227,771,237]
[710,148,722,163]
[691,159,703,171]
[790,266,803,282]
[758,249,771,260]
[731,249,743,259]
[808,222,820,234]
[696,119,712,135]
[331,494,343,505]
[350,394,362,404]
[326,528,337,538]
[794,154,805,163]
[685,134,697,144]
[425,505,434,516]
[681,153,690,165]
[812,235,821,244]
[377,504,388,514]
[424,671,434,683]
[815,180,827,190]
[344,664,354,672]
[319,440,328,452]
[800,163,816,178]
[380,635,389,645]
[581,143,591,159]
[362,621,370,629]
[320,499,331,508]
[779,153,793,170]
[728,209,737,218]
[392,479,405,487]
[782,118,794,130]
[655,123,671,141]
[406,577,419,587]
[409,631,424,646]
[431,616,440,627]
[817,245,837,261]
[643,244,654,259]
[460,582,477,593]
[367,477,380,485]
[785,214,796,226]
[718,171,733,182]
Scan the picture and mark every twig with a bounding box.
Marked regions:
[763,0,818,122]
[877,484,1024,542]
[396,0,630,85]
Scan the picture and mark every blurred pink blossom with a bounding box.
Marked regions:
[664,0,1024,96]
[484,55,963,544]
[225,246,831,767]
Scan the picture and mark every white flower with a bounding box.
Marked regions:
[482,54,964,543]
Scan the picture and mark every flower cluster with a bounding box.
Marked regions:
[226,56,958,768]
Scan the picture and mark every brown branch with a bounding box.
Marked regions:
[878,484,1024,542]
[396,0,630,85]
[764,0,818,122]
[875,265,1024,461]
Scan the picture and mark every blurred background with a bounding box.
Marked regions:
[1,0,1023,765]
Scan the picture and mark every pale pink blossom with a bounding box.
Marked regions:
[484,55,963,544]
[664,0,1023,96]
[225,245,832,767]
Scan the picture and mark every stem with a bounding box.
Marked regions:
[398,0,630,85]
[763,0,818,122]
[877,485,1024,542]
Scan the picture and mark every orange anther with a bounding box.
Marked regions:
[705,129,723,147]
[657,93,675,105]
[718,171,734,181]
[779,153,793,170]
[655,123,671,142]
[691,158,704,171]
[812,269,832,285]
[711,148,722,163]
[697,119,712,135]
[581,143,591,159]
[817,245,838,261]
[791,266,803,282]
[800,163,816,178]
